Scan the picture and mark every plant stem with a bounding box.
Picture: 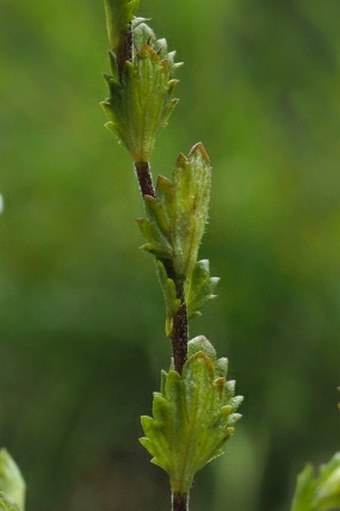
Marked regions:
[117,23,133,78]
[134,161,189,373]
[171,277,188,373]
[134,161,156,198]
[172,492,189,511]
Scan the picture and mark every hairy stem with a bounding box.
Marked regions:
[117,23,133,78]
[134,161,156,198]
[172,492,189,511]
[171,278,188,373]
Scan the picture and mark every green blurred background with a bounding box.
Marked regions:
[1,0,339,510]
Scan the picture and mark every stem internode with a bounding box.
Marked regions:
[171,492,189,511]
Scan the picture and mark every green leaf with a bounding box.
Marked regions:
[138,144,212,278]
[102,20,181,161]
[0,450,25,511]
[291,453,340,511]
[140,337,243,494]
[135,145,216,332]
[136,214,173,259]
[171,144,212,277]
[186,259,219,319]
[137,148,215,335]
[156,261,181,336]
[136,176,175,260]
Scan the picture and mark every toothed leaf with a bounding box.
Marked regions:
[186,259,219,319]
[138,144,212,279]
[171,143,212,277]
[140,337,242,494]
[156,261,181,336]
[102,17,181,161]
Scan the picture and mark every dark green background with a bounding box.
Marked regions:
[1,0,339,510]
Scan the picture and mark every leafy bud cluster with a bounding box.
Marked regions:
[138,143,219,335]
[102,2,181,162]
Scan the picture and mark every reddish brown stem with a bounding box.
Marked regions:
[134,161,156,198]
[172,492,189,511]
[117,23,133,78]
[171,278,188,373]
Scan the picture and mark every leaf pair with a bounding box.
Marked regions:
[140,336,243,494]
[138,144,211,274]
[102,18,181,162]
[137,144,218,333]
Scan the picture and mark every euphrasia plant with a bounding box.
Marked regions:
[101,0,242,509]
[100,2,340,511]
[1,3,338,511]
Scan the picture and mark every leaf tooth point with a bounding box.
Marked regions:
[104,121,118,135]
[167,50,176,60]
[132,16,151,28]
[226,380,236,394]
[139,242,154,253]
[231,396,244,409]
[103,72,113,83]
[221,404,233,415]
[168,78,180,88]
[156,175,173,189]
[190,142,211,166]
[188,335,216,360]
[199,259,210,271]
[215,357,228,377]
[229,413,243,425]
[144,194,157,203]
[176,152,188,168]
[101,100,111,109]
[170,98,180,107]
[174,62,184,69]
